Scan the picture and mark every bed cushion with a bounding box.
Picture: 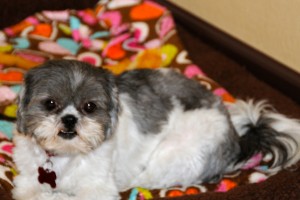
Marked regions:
[0,0,280,199]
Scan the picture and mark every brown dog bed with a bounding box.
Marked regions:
[0,0,300,199]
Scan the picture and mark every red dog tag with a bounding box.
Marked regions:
[38,167,57,188]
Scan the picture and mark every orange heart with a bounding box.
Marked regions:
[130,1,165,20]
[104,58,131,75]
[185,187,200,195]
[216,179,237,192]
[166,190,184,197]
[4,21,32,36]
[30,24,53,38]
[134,49,162,69]
[106,43,126,60]
[0,68,24,84]
[166,187,201,197]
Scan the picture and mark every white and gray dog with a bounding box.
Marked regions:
[12,60,300,200]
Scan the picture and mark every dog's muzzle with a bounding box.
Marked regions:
[59,115,78,139]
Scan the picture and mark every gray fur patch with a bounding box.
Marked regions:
[200,132,240,182]
[116,68,221,134]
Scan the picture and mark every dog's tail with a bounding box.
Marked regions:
[228,100,300,172]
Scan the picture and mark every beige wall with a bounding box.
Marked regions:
[170,0,300,73]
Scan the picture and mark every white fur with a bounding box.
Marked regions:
[60,105,81,119]
[112,95,230,190]
[13,133,118,200]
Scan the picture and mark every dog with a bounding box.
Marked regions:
[12,60,300,200]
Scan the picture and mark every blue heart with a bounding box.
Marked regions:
[0,120,14,139]
[13,38,30,49]
[57,38,80,55]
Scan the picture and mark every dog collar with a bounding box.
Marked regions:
[38,151,57,188]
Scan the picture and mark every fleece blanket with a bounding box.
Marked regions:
[0,0,288,199]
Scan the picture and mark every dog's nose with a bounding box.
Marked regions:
[61,115,78,129]
[60,115,78,139]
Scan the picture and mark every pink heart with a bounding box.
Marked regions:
[0,155,5,163]
[242,153,263,170]
[15,51,47,63]
[0,86,16,103]
[98,11,122,28]
[110,23,130,36]
[78,11,97,25]
[159,15,174,39]
[213,88,227,97]
[39,41,72,55]
[123,38,145,52]
[145,39,161,49]
[184,65,204,78]
[42,11,69,22]
[2,144,14,154]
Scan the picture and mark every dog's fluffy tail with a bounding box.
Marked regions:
[228,100,300,172]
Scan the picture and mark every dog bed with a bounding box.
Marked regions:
[0,0,300,199]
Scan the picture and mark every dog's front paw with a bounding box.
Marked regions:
[12,187,37,200]
[76,189,120,200]
[76,193,120,200]
[13,188,74,200]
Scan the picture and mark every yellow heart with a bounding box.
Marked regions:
[0,44,13,53]
[161,44,178,67]
[4,104,18,118]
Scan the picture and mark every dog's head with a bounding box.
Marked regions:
[17,60,119,155]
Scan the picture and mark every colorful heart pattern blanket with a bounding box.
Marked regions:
[0,0,275,199]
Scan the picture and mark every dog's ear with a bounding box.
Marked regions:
[108,85,119,138]
[103,71,120,138]
[16,73,34,134]
[16,86,26,134]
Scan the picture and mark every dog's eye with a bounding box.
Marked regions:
[44,99,57,111]
[83,102,97,114]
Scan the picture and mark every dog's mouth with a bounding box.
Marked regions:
[58,130,77,140]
